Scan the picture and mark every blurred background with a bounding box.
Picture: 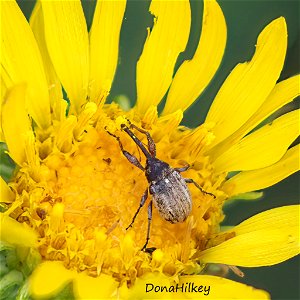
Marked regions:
[3,0,300,299]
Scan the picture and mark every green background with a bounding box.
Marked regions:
[6,1,300,299]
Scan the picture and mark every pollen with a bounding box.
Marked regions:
[8,107,226,285]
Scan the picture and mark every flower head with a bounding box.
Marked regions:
[1,0,299,299]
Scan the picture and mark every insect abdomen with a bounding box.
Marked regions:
[150,171,192,223]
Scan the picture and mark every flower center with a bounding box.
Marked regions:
[9,107,226,283]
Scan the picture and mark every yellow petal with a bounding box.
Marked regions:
[136,0,191,114]
[1,67,11,143]
[41,0,89,114]
[179,275,269,299]
[74,102,97,140]
[1,0,51,129]
[56,115,77,153]
[0,177,14,203]
[153,109,183,141]
[0,78,5,140]
[213,109,299,173]
[1,84,32,165]
[89,0,126,105]
[29,261,75,298]
[162,0,227,115]
[73,273,118,299]
[197,205,300,267]
[1,68,8,100]
[141,105,158,127]
[223,144,300,196]
[30,1,63,120]
[123,272,269,299]
[0,213,37,248]
[209,75,300,160]
[205,17,287,149]
[24,130,40,182]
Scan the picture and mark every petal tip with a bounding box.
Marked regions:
[270,16,287,33]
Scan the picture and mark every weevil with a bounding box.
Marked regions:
[107,123,215,251]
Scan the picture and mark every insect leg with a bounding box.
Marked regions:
[126,189,148,230]
[126,123,156,157]
[185,178,216,199]
[141,200,153,251]
[106,130,145,171]
[174,164,190,173]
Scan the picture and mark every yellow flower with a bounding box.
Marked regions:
[1,0,299,299]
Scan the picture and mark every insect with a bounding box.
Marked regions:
[106,122,215,251]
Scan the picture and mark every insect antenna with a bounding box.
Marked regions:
[135,141,142,162]
[121,124,152,159]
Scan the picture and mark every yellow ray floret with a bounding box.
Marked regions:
[122,272,270,299]
[196,205,300,267]
[1,0,51,129]
[206,17,287,148]
[177,275,269,299]
[55,116,77,153]
[89,0,126,105]
[0,177,14,203]
[41,0,89,114]
[208,75,300,160]
[162,0,227,115]
[29,1,63,120]
[223,144,300,196]
[29,261,75,298]
[136,0,191,114]
[1,84,32,165]
[0,213,37,248]
[29,260,121,299]
[74,272,119,300]
[213,109,299,172]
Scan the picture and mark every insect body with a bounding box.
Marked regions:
[107,123,215,250]
[146,157,192,223]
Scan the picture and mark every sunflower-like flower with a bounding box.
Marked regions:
[0,0,299,299]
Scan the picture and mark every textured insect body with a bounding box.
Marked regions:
[146,157,192,223]
[106,122,214,250]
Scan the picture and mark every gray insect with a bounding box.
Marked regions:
[107,123,215,251]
